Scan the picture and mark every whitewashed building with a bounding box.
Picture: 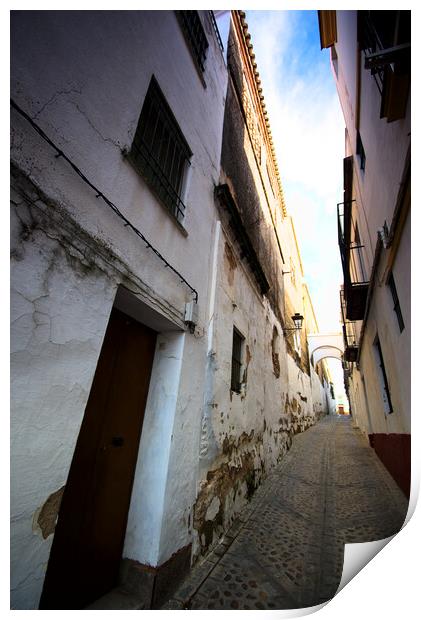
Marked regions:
[193,9,332,564]
[11,10,332,609]
[319,10,411,497]
[11,10,229,609]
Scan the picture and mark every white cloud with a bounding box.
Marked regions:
[247,11,344,304]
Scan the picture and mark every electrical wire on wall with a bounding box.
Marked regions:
[10,98,199,304]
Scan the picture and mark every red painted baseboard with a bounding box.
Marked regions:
[368,433,411,498]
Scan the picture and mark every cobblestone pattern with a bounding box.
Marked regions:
[162,416,409,610]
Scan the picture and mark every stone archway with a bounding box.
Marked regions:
[307,333,344,366]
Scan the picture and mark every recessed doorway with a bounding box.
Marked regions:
[39,307,157,609]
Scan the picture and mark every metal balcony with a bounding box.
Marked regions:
[358,11,410,122]
[337,202,369,321]
[340,288,359,362]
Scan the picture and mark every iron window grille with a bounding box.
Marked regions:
[130,76,191,222]
[387,272,405,332]
[178,11,209,73]
[209,11,224,54]
[231,328,244,393]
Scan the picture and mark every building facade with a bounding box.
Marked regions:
[11,10,331,609]
[319,10,411,497]
[194,9,332,565]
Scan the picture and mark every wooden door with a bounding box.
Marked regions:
[39,308,157,609]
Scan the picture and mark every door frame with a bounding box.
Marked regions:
[114,287,187,569]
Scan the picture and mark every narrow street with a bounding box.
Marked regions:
[162,415,408,610]
[10,11,411,611]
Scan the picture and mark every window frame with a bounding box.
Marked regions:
[177,11,209,79]
[231,327,245,393]
[129,75,192,226]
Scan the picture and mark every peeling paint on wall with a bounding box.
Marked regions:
[33,486,65,539]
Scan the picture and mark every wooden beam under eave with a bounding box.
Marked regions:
[318,10,337,49]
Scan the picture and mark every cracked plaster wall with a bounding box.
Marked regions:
[10,185,118,609]
[190,19,331,562]
[10,10,227,337]
[11,10,228,609]
[354,214,410,437]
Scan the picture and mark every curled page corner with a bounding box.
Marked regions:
[245,602,328,620]
[336,535,395,595]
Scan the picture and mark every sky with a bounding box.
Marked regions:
[245,10,347,402]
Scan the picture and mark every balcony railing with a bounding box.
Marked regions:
[342,359,352,396]
[340,288,360,362]
[337,200,369,321]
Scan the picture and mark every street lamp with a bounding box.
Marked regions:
[283,312,304,334]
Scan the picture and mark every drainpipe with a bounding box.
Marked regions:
[197,220,221,479]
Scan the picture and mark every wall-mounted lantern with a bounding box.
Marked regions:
[283,312,304,334]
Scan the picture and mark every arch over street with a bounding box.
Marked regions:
[307,333,344,366]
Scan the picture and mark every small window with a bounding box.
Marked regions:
[178,11,209,73]
[356,131,366,171]
[130,76,192,222]
[387,272,405,332]
[231,328,244,393]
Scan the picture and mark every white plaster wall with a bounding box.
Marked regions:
[310,367,330,420]
[357,70,410,247]
[325,379,337,416]
[334,12,358,144]
[348,371,372,438]
[186,19,331,555]
[199,228,288,492]
[157,325,212,565]
[10,192,118,608]
[123,331,186,566]
[155,220,223,566]
[11,10,228,608]
[11,10,228,333]
[191,221,329,558]
[11,8,332,606]
[333,10,410,441]
[281,216,305,314]
[358,216,410,436]
[335,10,410,265]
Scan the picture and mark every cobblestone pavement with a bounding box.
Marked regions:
[162,415,409,610]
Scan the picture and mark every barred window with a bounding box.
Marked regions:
[130,76,192,222]
[231,328,244,393]
[178,11,209,73]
